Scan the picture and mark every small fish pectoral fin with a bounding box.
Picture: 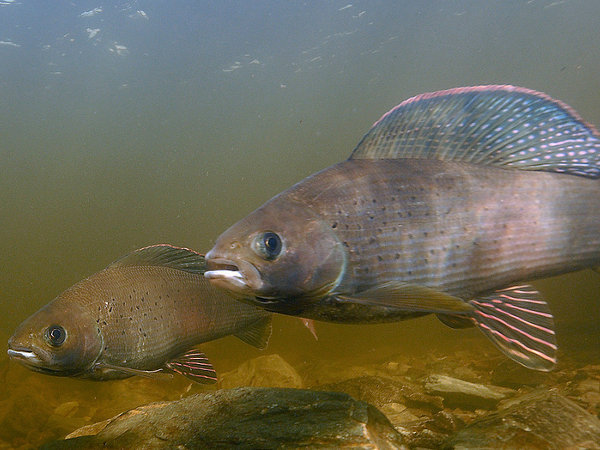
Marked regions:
[94,363,172,380]
[469,284,557,372]
[436,313,475,329]
[233,316,272,349]
[336,282,474,314]
[165,349,217,384]
[109,244,206,274]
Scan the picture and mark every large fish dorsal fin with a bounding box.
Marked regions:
[350,85,600,178]
[108,244,206,274]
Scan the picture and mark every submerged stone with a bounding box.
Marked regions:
[445,388,600,448]
[424,374,514,410]
[42,387,407,449]
[218,354,303,389]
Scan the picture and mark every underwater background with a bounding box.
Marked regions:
[1,1,599,447]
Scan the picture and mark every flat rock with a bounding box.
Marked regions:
[218,354,303,389]
[424,374,514,410]
[42,387,407,449]
[445,388,600,449]
[314,375,444,411]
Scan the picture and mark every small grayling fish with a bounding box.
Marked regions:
[7,245,272,383]
[205,85,600,371]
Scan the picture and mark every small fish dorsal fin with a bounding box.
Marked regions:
[108,244,206,274]
[350,85,600,178]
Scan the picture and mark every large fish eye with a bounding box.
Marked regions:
[45,325,67,347]
[253,231,283,261]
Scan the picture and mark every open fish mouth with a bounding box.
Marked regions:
[204,258,263,295]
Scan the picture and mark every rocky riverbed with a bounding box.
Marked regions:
[2,322,599,448]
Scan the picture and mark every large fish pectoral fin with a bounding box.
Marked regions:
[469,284,557,372]
[336,282,474,314]
[94,363,173,380]
[436,314,475,329]
[233,315,272,349]
[165,349,218,384]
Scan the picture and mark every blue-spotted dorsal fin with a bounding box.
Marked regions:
[108,244,206,274]
[350,85,600,179]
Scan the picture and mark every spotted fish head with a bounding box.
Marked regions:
[7,292,103,377]
[205,197,346,313]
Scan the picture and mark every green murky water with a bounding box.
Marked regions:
[1,1,599,447]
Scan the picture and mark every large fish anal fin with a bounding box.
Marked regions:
[109,244,206,274]
[350,85,600,179]
[165,349,217,384]
[336,281,474,314]
[233,316,272,349]
[469,284,557,371]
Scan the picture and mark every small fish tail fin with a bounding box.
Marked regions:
[233,315,272,349]
[469,284,557,371]
[165,349,217,384]
[350,85,600,179]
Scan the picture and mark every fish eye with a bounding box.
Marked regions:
[45,325,67,347]
[253,231,283,260]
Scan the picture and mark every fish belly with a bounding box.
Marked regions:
[299,159,600,298]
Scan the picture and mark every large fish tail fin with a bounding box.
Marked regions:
[469,284,557,371]
[350,85,600,179]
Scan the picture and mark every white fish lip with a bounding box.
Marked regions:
[204,257,263,295]
[204,269,248,290]
[7,348,43,365]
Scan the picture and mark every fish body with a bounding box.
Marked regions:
[7,245,272,383]
[205,85,600,371]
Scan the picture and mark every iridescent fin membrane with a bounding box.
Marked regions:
[165,349,217,384]
[350,85,600,179]
[469,284,557,371]
[336,281,474,314]
[109,244,206,274]
[233,316,272,349]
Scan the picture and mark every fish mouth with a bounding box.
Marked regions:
[204,257,264,296]
[7,345,48,371]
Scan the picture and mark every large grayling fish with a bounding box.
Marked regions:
[205,85,600,371]
[7,245,272,383]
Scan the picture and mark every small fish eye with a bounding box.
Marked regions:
[45,325,67,347]
[253,231,283,260]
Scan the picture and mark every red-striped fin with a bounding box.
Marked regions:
[469,284,557,371]
[165,349,217,384]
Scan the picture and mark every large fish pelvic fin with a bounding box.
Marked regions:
[469,284,557,372]
[350,85,600,179]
